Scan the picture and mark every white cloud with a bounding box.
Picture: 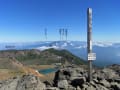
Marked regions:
[62,43,67,47]
[36,46,59,51]
[75,45,87,49]
[93,42,113,47]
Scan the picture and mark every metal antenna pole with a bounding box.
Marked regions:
[45,28,47,41]
[87,8,93,82]
[65,29,68,41]
[62,29,64,41]
[59,29,62,41]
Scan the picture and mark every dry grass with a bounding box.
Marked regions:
[40,72,55,82]
[28,65,55,70]
[27,65,56,82]
[0,69,25,80]
[0,65,45,80]
[0,60,55,81]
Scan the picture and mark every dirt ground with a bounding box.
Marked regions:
[0,65,56,81]
[28,65,55,70]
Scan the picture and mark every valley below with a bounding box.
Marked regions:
[0,41,120,67]
[0,48,119,90]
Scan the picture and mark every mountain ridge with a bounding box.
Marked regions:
[0,41,120,66]
[0,48,86,65]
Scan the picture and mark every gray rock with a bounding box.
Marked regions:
[99,79,110,88]
[90,81,97,88]
[1,65,120,90]
[96,84,109,90]
[58,70,66,80]
[71,77,86,87]
[102,68,119,79]
[93,79,99,84]
[0,74,46,90]
[76,86,81,90]
[44,81,52,87]
[0,78,19,90]
[70,69,78,77]
[17,75,46,90]
[46,87,60,90]
[57,80,68,89]
[86,85,96,90]
[114,78,120,83]
[82,84,88,89]
[68,85,76,90]
[93,73,98,79]
[111,82,120,90]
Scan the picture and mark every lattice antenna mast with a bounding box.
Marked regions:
[62,29,64,41]
[44,28,47,41]
[65,29,68,41]
[59,29,62,41]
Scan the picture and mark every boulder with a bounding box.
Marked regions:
[71,77,86,87]
[46,87,60,90]
[111,82,120,90]
[102,68,119,79]
[68,85,76,90]
[54,70,65,80]
[43,81,52,87]
[93,79,99,84]
[96,84,109,90]
[82,84,88,89]
[70,69,78,77]
[17,74,46,90]
[114,78,120,83]
[0,78,19,90]
[99,79,110,88]
[57,80,68,89]
[85,85,96,90]
[76,86,81,90]
[0,74,46,90]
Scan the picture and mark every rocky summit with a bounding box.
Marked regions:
[53,65,120,90]
[0,64,120,90]
[0,74,46,90]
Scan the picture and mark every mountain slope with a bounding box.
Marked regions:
[43,48,86,65]
[0,49,86,65]
[1,41,119,66]
[0,57,44,80]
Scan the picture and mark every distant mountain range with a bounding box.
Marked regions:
[0,41,120,67]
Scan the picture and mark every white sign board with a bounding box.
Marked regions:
[88,53,96,60]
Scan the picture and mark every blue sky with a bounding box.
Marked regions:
[0,0,120,42]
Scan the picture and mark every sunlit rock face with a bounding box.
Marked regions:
[0,75,46,90]
[0,64,120,90]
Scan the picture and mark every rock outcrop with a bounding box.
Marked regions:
[0,64,120,90]
[0,75,46,90]
[53,65,120,90]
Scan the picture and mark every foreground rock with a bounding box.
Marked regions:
[0,64,120,90]
[0,75,46,90]
[53,65,120,90]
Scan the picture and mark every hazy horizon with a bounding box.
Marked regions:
[0,40,120,43]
